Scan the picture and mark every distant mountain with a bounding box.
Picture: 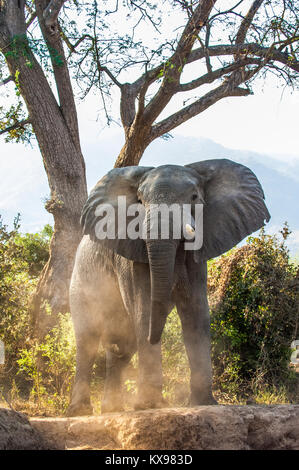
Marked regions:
[1,135,298,255]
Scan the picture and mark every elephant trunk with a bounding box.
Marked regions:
[146,239,178,344]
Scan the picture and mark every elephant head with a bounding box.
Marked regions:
[81,159,270,344]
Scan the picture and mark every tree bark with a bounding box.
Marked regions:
[114,124,152,167]
[11,49,87,335]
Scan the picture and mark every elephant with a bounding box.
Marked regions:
[66,158,270,416]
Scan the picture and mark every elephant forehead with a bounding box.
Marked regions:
[139,167,198,196]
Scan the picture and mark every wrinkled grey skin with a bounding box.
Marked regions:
[67,159,270,416]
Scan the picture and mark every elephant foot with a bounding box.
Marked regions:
[134,396,168,411]
[65,402,93,417]
[190,392,218,406]
[101,402,124,414]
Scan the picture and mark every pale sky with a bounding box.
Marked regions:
[76,76,299,160]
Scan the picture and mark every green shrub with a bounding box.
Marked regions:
[0,215,51,391]
[208,227,299,399]
[14,223,52,276]
[17,313,76,413]
[0,216,35,375]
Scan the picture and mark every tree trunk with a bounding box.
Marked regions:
[114,124,151,168]
[32,220,83,337]
[0,16,87,335]
[16,50,87,335]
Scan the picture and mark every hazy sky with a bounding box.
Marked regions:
[75,76,299,160]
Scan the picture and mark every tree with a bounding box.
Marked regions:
[67,0,298,166]
[0,1,87,335]
[0,1,298,334]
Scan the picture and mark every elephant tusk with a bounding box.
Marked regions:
[186,223,195,237]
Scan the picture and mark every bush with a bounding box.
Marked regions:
[0,215,51,392]
[14,223,52,277]
[17,313,76,413]
[208,227,299,400]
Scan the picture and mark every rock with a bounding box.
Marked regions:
[30,405,299,450]
[0,408,53,450]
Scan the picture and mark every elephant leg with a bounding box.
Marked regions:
[66,329,100,417]
[177,305,217,405]
[117,262,165,410]
[175,262,217,406]
[134,339,165,410]
[134,300,165,409]
[101,349,133,414]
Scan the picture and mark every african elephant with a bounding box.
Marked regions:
[66,159,270,416]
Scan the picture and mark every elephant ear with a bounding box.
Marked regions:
[186,159,270,260]
[81,166,154,263]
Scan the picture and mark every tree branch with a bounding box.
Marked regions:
[187,43,299,73]
[150,82,251,141]
[209,0,244,22]
[60,31,93,56]
[97,64,122,89]
[118,35,297,133]
[120,84,138,130]
[0,75,13,86]
[36,0,81,152]
[178,58,260,92]
[26,11,37,29]
[116,1,219,130]
[131,40,298,106]
[235,0,265,46]
[142,0,217,125]
[43,0,67,32]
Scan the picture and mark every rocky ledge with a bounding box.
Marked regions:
[1,405,298,450]
[26,405,299,450]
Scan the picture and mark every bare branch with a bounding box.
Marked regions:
[178,58,260,92]
[188,43,299,73]
[129,0,161,34]
[198,33,212,74]
[60,31,93,55]
[133,40,298,99]
[26,11,37,29]
[209,0,244,22]
[0,75,13,86]
[235,0,265,46]
[143,0,217,125]
[150,81,251,140]
[97,65,123,89]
